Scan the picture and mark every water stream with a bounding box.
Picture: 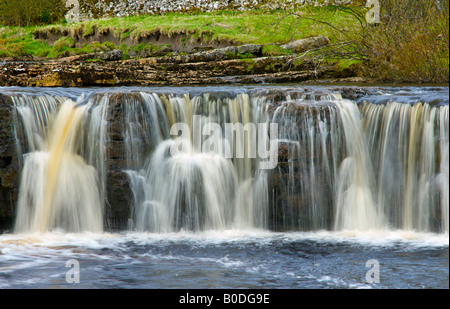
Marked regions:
[0,85,448,289]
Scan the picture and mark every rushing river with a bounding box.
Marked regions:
[0,230,448,289]
[0,85,448,290]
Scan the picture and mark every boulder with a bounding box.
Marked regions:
[281,36,330,53]
[237,44,262,56]
[99,49,124,61]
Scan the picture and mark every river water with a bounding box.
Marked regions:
[0,230,448,289]
[0,85,448,290]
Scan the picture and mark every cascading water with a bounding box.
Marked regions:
[361,102,449,233]
[1,86,448,290]
[268,93,384,231]
[438,107,449,233]
[251,89,448,233]
[125,92,271,232]
[333,99,385,231]
[270,95,342,231]
[5,87,449,235]
[12,94,107,233]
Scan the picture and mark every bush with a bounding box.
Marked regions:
[0,0,66,26]
[358,0,449,82]
[302,0,449,82]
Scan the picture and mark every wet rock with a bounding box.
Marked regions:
[193,46,237,62]
[0,94,19,225]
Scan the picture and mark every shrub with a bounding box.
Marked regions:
[359,0,449,82]
[295,0,449,82]
[0,0,65,26]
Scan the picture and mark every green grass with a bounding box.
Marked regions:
[0,8,358,59]
[0,4,446,83]
[75,7,355,44]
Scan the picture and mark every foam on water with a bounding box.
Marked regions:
[1,228,447,252]
[0,229,448,289]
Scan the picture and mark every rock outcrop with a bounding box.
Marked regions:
[0,93,19,231]
[0,44,360,87]
[281,36,330,53]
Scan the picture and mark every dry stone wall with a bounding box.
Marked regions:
[68,0,357,21]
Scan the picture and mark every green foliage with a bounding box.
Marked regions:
[0,0,65,26]
[85,58,104,62]
[133,43,171,56]
[358,0,449,82]
[0,3,447,82]
[53,36,75,52]
[286,0,449,82]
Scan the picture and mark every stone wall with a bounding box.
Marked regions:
[68,0,358,21]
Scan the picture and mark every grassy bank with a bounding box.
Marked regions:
[0,7,355,58]
[0,2,448,83]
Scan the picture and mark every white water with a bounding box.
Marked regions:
[439,106,449,233]
[126,92,269,232]
[269,94,448,233]
[361,102,449,233]
[7,87,449,235]
[334,99,385,231]
[0,228,447,289]
[1,86,448,290]
[13,98,105,233]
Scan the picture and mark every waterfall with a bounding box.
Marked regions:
[5,87,448,234]
[125,92,270,232]
[361,102,449,233]
[270,95,342,231]
[333,99,385,231]
[268,92,448,233]
[439,106,449,233]
[12,95,106,233]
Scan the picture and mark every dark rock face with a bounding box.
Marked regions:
[0,94,19,230]
[103,93,133,230]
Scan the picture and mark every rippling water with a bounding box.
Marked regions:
[0,230,447,289]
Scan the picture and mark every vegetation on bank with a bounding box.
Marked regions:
[349,0,448,83]
[0,6,356,55]
[0,0,65,26]
[0,0,448,83]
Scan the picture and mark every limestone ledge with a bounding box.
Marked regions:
[0,48,359,87]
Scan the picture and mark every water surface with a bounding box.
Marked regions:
[0,230,447,289]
